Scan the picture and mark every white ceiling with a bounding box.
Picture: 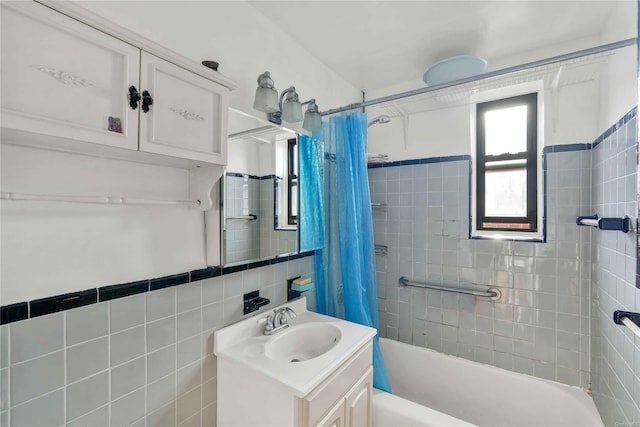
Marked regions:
[248,1,636,94]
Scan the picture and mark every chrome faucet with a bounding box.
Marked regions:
[258,306,297,335]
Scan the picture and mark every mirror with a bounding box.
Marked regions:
[637,18,640,290]
[223,109,299,265]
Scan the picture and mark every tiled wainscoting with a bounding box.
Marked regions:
[590,112,640,425]
[0,256,315,427]
[369,150,592,388]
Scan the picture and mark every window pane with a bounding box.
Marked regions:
[484,168,527,217]
[484,105,527,155]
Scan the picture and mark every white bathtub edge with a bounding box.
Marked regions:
[372,389,478,427]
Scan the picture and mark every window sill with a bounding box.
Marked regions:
[470,230,545,242]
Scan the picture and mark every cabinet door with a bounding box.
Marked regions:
[1,1,140,150]
[314,398,345,427]
[139,52,228,165]
[344,367,373,427]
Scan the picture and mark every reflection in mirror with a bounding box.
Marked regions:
[223,109,298,265]
[274,137,298,230]
[637,18,640,290]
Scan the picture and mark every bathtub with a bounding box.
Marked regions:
[372,338,603,427]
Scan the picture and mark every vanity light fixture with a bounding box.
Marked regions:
[253,71,279,113]
[302,99,321,132]
[253,71,322,131]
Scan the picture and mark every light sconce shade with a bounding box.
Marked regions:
[253,72,279,113]
[302,99,322,131]
[281,87,304,122]
[253,72,321,128]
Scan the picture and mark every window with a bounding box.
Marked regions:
[473,91,542,240]
[287,138,298,226]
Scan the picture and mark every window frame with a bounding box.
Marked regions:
[471,83,544,241]
[287,137,298,226]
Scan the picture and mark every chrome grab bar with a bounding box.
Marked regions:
[399,276,500,299]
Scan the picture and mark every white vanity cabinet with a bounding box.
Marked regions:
[1,1,232,166]
[300,345,373,427]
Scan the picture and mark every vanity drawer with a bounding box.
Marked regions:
[300,341,373,427]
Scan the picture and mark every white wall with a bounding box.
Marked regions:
[598,45,637,129]
[1,1,360,305]
[227,139,262,176]
[367,47,636,162]
[1,145,205,304]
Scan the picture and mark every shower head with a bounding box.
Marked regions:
[368,115,391,127]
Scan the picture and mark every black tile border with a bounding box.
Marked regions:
[0,251,315,325]
[150,272,190,291]
[591,107,637,149]
[542,143,592,154]
[0,303,28,324]
[189,266,222,282]
[99,280,149,302]
[226,172,260,180]
[30,289,97,318]
[367,154,471,169]
[222,263,248,275]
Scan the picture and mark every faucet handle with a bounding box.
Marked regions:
[257,314,274,332]
[274,307,296,326]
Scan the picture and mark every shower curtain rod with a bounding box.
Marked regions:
[320,38,637,116]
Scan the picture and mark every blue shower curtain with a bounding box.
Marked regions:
[313,112,391,392]
[298,134,325,253]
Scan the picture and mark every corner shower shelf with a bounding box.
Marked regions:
[374,244,388,255]
[367,153,389,164]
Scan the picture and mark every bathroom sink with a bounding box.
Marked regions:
[265,322,342,362]
[213,297,376,396]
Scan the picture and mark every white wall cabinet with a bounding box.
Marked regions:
[1,1,233,168]
[139,52,227,164]
[1,1,141,151]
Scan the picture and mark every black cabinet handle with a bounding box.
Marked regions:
[141,90,153,113]
[128,86,141,110]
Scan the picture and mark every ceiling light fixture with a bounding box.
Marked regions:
[252,71,322,132]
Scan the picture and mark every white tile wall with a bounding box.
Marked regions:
[0,256,315,427]
[590,116,640,426]
[369,153,592,388]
